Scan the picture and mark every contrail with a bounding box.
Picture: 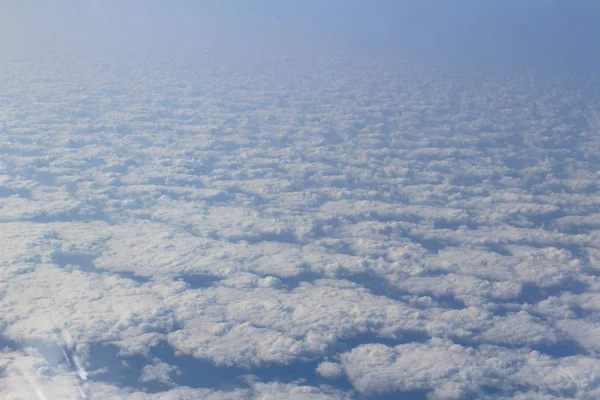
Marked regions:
[31,269,92,400]
[55,329,90,399]
[24,374,50,400]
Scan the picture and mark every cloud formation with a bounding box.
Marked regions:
[1,29,600,399]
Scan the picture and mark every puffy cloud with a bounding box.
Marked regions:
[341,341,600,399]
[340,339,485,397]
[1,41,599,399]
[315,362,343,379]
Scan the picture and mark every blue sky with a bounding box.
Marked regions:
[2,0,599,74]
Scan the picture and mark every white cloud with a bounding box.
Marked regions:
[315,361,343,379]
[140,362,179,385]
[340,339,485,397]
[1,43,599,399]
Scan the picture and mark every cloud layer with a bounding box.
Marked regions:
[1,40,600,399]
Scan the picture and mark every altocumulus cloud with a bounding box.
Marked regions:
[1,2,600,400]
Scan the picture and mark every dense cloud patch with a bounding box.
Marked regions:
[1,46,600,399]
